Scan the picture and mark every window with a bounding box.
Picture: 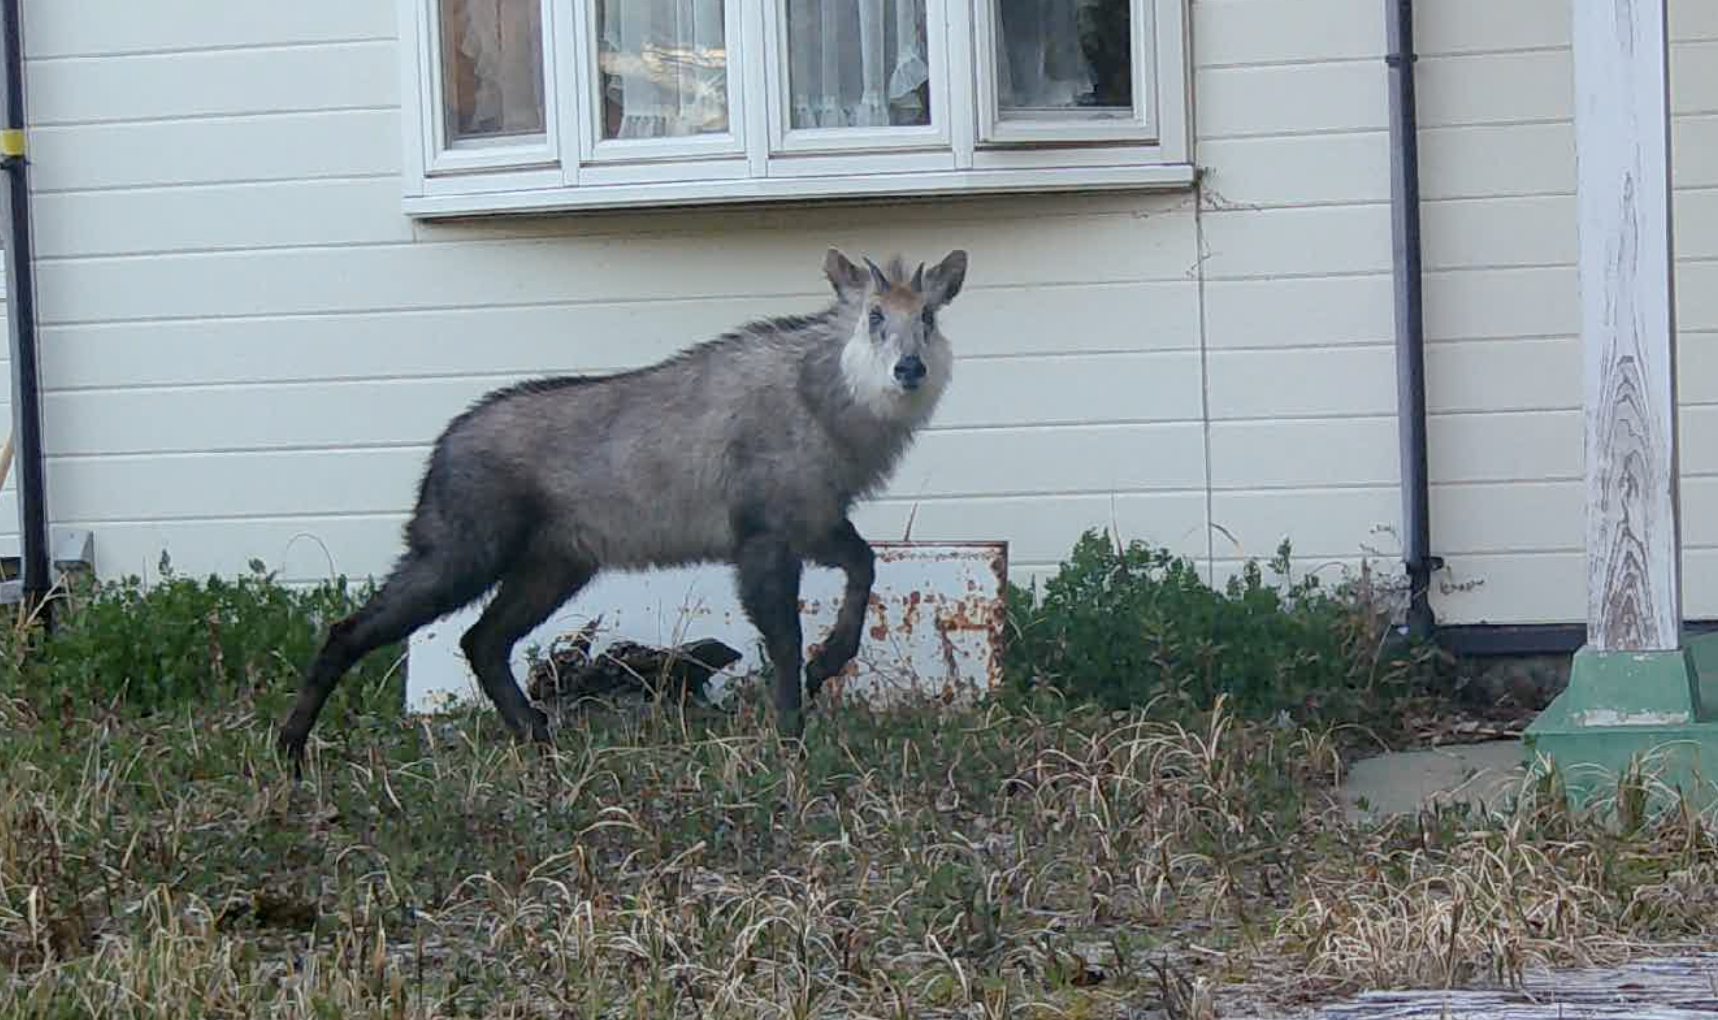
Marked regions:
[400,0,1192,216]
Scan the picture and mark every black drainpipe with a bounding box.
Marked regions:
[0,0,51,622]
[1385,0,1438,640]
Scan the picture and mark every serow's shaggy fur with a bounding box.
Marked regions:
[278,247,969,761]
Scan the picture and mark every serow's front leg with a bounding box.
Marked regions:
[805,519,876,702]
[736,535,807,739]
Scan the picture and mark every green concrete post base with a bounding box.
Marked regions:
[1522,633,1718,809]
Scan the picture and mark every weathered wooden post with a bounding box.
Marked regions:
[1524,0,1718,801]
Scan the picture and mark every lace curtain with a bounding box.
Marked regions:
[441,0,546,140]
[597,0,929,137]
[599,0,730,138]
[994,0,1099,110]
[786,0,928,129]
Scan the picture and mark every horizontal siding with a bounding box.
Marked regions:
[1192,0,1380,69]
[1415,51,1570,128]
[75,490,1214,588]
[1198,133,1391,208]
[1193,0,1416,601]
[1206,347,1396,420]
[1422,267,1577,340]
[41,352,1206,457]
[34,282,1199,400]
[1200,205,1390,280]
[1201,276,1394,348]
[1680,332,1718,404]
[1674,42,1718,114]
[27,42,398,125]
[1679,190,1718,260]
[1422,195,1574,269]
[1193,2,1402,600]
[1676,407,1718,476]
[1413,0,1568,54]
[34,211,1197,325]
[31,111,401,193]
[31,178,416,258]
[1430,412,1580,484]
[852,491,1211,569]
[1683,262,1718,331]
[45,423,1210,526]
[1195,62,1386,140]
[1424,339,1580,414]
[1676,0,1718,42]
[1431,482,1582,556]
[1209,488,1401,562]
[22,2,395,59]
[1677,116,1718,188]
[1433,553,1585,627]
[1418,123,1573,200]
[1209,419,1399,490]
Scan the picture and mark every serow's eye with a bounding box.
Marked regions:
[868,308,885,330]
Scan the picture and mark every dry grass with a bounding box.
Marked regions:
[1,671,1716,1019]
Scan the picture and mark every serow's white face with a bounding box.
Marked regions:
[835,253,965,419]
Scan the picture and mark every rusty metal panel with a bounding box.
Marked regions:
[405,540,1009,714]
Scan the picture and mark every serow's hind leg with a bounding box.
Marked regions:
[279,549,486,765]
[805,519,875,702]
[274,549,491,762]
[735,536,806,739]
[460,555,594,745]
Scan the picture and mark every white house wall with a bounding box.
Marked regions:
[1412,0,1718,625]
[1199,0,1718,625]
[11,0,1718,627]
[17,0,1210,592]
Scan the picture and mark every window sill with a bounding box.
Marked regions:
[400,162,1199,219]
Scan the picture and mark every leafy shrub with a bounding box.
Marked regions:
[1003,530,1443,724]
[3,553,401,718]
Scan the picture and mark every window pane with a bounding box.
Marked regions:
[440,0,548,142]
[597,0,730,139]
[994,0,1132,118]
[786,0,930,129]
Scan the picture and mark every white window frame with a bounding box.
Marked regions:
[973,0,1157,147]
[573,0,751,174]
[416,0,564,176]
[761,0,952,164]
[398,0,1193,217]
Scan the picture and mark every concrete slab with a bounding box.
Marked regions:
[1339,740,1527,824]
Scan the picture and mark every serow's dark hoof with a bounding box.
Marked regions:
[523,707,554,747]
[276,727,308,776]
[776,710,806,743]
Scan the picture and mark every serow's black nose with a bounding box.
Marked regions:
[894,355,927,389]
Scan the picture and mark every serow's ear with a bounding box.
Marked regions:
[823,248,869,299]
[862,256,890,295]
[921,249,968,309]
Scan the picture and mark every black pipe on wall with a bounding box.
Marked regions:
[0,0,52,620]
[1385,0,1438,640]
